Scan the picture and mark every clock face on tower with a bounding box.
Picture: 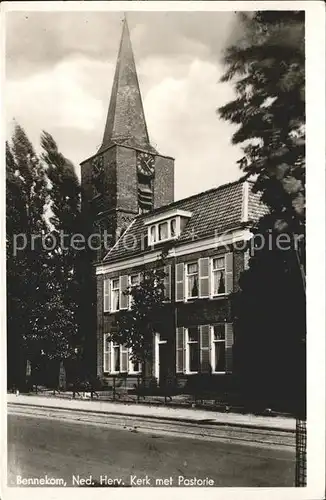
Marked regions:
[91,155,105,196]
[136,152,155,177]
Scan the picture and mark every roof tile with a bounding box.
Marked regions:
[103,179,266,264]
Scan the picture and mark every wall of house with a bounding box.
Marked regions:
[95,242,247,390]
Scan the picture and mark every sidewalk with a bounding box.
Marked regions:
[7,393,295,431]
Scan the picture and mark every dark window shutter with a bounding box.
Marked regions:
[103,279,110,312]
[164,265,171,301]
[200,325,211,373]
[119,275,129,309]
[199,258,210,298]
[225,323,234,373]
[225,252,233,294]
[176,327,185,373]
[175,263,185,302]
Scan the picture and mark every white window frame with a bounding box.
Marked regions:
[170,218,177,238]
[211,255,226,297]
[185,326,200,374]
[110,278,120,312]
[128,273,140,309]
[108,342,127,374]
[211,324,226,374]
[111,342,122,374]
[185,261,199,300]
[149,225,157,244]
[148,217,180,245]
[158,220,169,241]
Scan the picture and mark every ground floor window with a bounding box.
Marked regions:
[130,359,141,373]
[104,324,232,376]
[211,324,226,373]
[178,323,231,374]
[103,335,142,374]
[186,326,200,373]
[112,343,121,372]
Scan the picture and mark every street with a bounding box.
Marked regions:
[8,414,295,487]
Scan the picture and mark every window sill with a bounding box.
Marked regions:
[104,372,141,376]
[107,307,129,314]
[183,294,228,303]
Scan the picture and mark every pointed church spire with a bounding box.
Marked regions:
[99,16,156,153]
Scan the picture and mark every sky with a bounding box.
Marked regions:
[6,10,244,201]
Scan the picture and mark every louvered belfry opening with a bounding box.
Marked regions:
[138,172,153,213]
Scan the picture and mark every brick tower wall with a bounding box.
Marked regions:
[154,155,174,209]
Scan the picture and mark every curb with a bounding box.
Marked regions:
[8,401,295,434]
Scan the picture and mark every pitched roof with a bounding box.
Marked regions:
[98,18,157,155]
[103,179,267,265]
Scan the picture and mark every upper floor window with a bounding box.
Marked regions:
[212,256,225,296]
[175,253,233,303]
[186,262,199,298]
[130,274,140,287]
[104,267,171,314]
[111,278,120,312]
[129,274,140,308]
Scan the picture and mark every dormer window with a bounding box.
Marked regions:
[158,221,169,240]
[145,209,192,246]
[170,219,176,237]
[150,225,156,243]
[149,219,176,244]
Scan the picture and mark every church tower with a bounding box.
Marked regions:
[80,17,174,258]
